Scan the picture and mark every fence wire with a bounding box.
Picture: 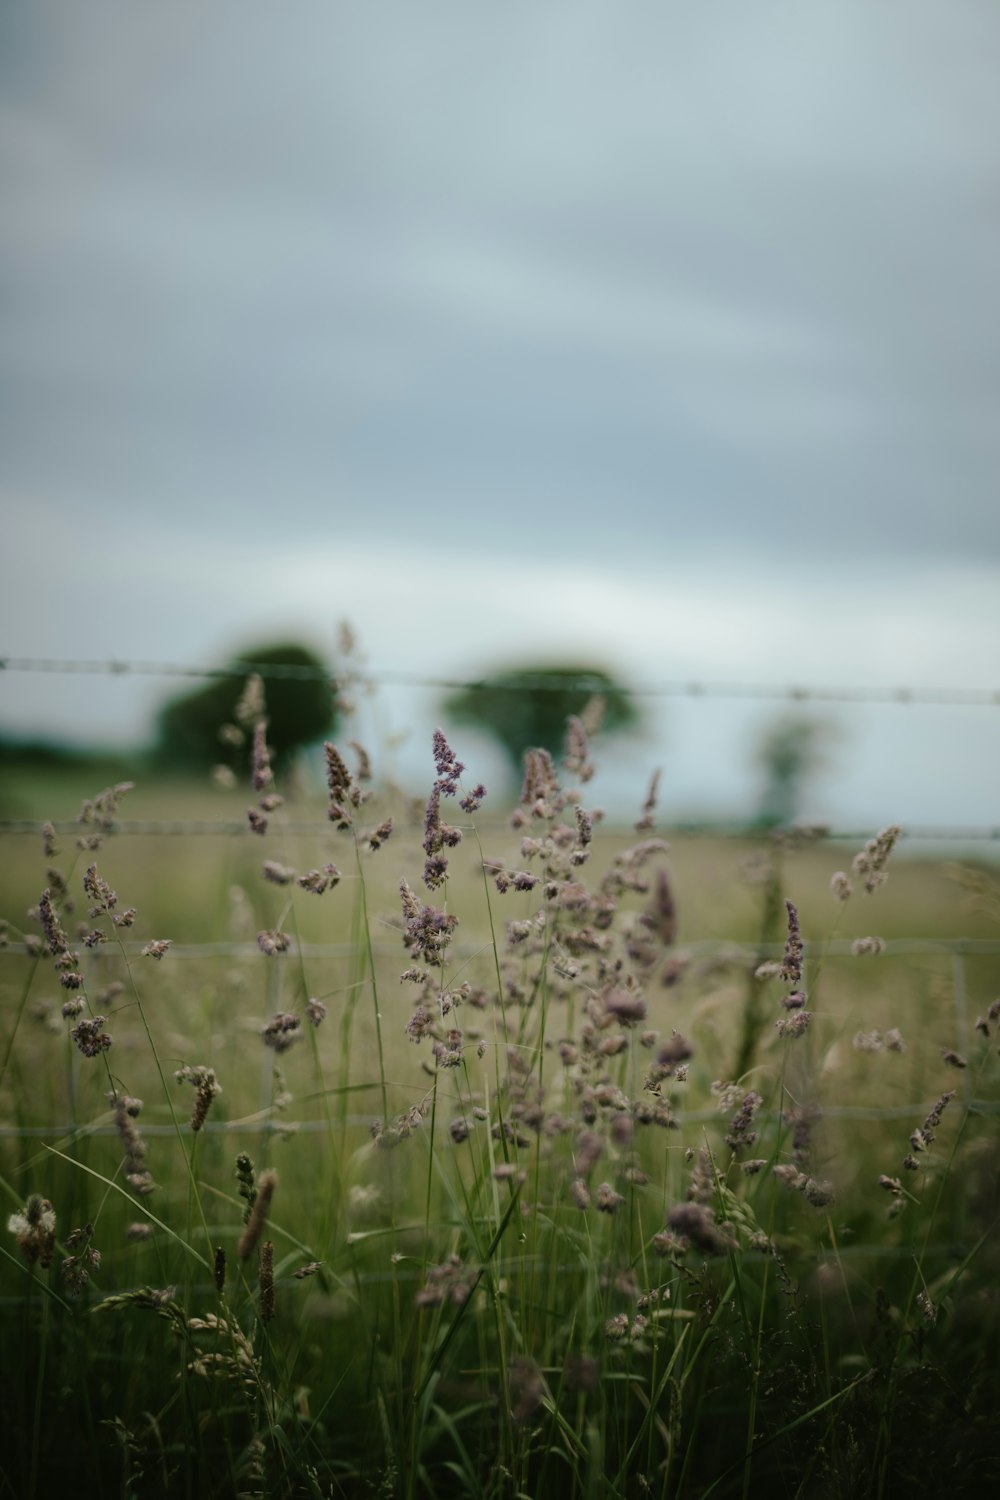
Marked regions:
[3,653,1000,707]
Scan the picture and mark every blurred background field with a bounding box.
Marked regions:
[3,2,1000,1491]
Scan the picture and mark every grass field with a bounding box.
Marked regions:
[1,733,999,1499]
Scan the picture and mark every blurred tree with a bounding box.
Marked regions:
[155,642,335,774]
[443,665,639,776]
[753,715,835,827]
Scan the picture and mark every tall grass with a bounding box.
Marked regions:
[1,702,998,1498]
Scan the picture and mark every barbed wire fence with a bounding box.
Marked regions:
[2,653,998,1177]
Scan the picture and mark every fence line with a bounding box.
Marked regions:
[3,654,999,708]
[3,817,1000,842]
[7,936,1000,962]
[3,1099,998,1143]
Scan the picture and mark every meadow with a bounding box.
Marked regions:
[1,713,999,1500]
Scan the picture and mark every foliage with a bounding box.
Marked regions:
[753,713,838,828]
[442,664,638,774]
[154,641,335,772]
[1,723,999,1498]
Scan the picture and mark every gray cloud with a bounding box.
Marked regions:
[2,0,999,615]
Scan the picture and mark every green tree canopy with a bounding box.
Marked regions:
[155,642,336,773]
[443,665,639,776]
[753,715,839,828]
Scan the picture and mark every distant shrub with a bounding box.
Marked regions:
[154,641,335,773]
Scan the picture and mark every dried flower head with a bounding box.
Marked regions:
[71,1016,113,1057]
[8,1195,57,1267]
[175,1065,222,1132]
[780,900,804,982]
[667,1202,734,1257]
[238,1169,276,1261]
[851,825,902,894]
[141,939,171,960]
[262,1013,302,1053]
[256,929,291,955]
[298,864,340,895]
[636,769,661,833]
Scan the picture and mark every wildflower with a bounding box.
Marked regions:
[656,1032,694,1072]
[126,1223,155,1242]
[884,1028,906,1052]
[639,866,677,948]
[570,1178,591,1210]
[110,1092,154,1196]
[725,1091,763,1154]
[605,1313,630,1340]
[636,769,660,832]
[262,1013,301,1052]
[235,1154,257,1222]
[492,1163,524,1183]
[37,887,70,958]
[416,1252,474,1308]
[776,1011,811,1039]
[83,864,117,916]
[8,1195,57,1268]
[77,782,134,840]
[399,879,458,966]
[262,861,296,885]
[851,825,901,893]
[916,1291,937,1325]
[251,721,273,792]
[61,1225,101,1296]
[802,1177,834,1208]
[448,1117,471,1144]
[830,871,853,901]
[431,728,465,795]
[941,1049,967,1069]
[256,929,290,955]
[238,1169,276,1261]
[595,1182,625,1214]
[459,782,487,813]
[175,1065,221,1132]
[667,1202,734,1256]
[247,808,268,836]
[305,997,327,1026]
[297,864,340,895]
[141,939,171,960]
[71,1016,113,1057]
[652,1230,689,1258]
[234,673,266,729]
[294,1261,322,1280]
[563,715,594,783]
[324,742,355,826]
[368,818,393,851]
[780,900,804,982]
[742,1159,768,1175]
[853,1030,884,1053]
[851,936,886,957]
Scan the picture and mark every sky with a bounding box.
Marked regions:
[1,1,999,828]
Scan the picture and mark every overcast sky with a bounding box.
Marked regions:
[2,1,998,825]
